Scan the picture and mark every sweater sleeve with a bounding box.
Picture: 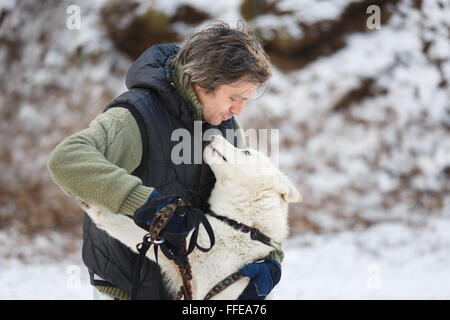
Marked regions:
[47,107,153,216]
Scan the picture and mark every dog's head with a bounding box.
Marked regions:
[204,134,302,203]
[203,134,301,240]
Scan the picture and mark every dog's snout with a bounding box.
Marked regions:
[210,135,217,142]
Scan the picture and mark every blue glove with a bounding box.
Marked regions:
[134,189,197,238]
[238,259,281,300]
[134,190,215,260]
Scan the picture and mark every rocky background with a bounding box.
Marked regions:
[0,0,449,240]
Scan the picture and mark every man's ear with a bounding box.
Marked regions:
[193,83,208,97]
[278,174,302,203]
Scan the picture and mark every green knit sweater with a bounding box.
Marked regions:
[47,67,283,300]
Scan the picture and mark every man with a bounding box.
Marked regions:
[48,22,283,300]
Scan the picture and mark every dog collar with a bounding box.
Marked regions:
[206,211,279,249]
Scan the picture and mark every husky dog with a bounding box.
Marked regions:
[81,134,301,299]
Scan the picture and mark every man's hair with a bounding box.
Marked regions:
[171,21,271,93]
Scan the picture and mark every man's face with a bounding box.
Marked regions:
[194,79,259,126]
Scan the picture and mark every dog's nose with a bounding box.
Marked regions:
[210,135,217,143]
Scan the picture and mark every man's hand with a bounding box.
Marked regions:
[134,190,198,238]
[133,190,215,258]
[238,259,281,300]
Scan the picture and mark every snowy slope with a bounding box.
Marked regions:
[239,0,450,232]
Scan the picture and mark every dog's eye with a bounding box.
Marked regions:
[242,150,251,156]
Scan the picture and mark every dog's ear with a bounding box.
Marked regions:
[278,174,302,203]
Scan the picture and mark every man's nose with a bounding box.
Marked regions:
[230,101,245,116]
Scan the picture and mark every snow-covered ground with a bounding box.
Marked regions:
[0,231,92,300]
[273,217,450,299]
[1,216,449,300]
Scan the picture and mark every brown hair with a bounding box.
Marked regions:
[171,21,271,93]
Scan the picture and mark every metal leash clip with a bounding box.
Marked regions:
[152,237,165,245]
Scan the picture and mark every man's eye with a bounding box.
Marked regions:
[242,150,251,156]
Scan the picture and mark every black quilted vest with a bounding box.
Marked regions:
[82,44,237,299]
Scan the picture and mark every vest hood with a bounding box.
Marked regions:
[126,44,179,92]
[125,44,196,125]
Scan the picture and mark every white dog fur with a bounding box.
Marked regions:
[81,134,301,300]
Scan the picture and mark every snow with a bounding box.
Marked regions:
[273,217,450,299]
[276,0,367,24]
[1,217,449,299]
[0,258,92,300]
[0,231,92,300]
